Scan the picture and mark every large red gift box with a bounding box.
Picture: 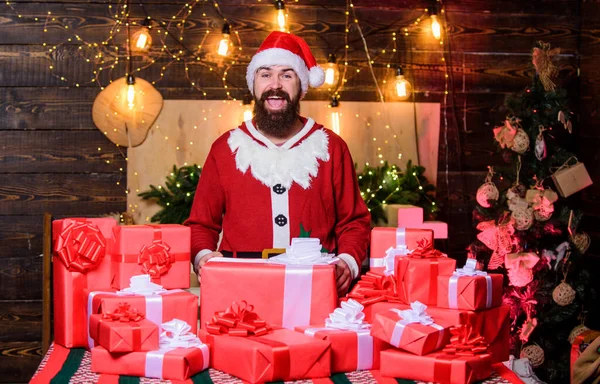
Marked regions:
[437,261,504,311]
[89,307,159,353]
[85,287,198,349]
[370,227,434,274]
[52,217,117,348]
[199,328,331,383]
[201,260,337,329]
[295,325,388,372]
[380,349,492,384]
[395,241,456,306]
[111,224,190,290]
[371,302,454,356]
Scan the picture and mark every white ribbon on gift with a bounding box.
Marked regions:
[370,228,410,273]
[269,238,338,265]
[145,319,209,379]
[304,299,373,371]
[388,301,445,349]
[448,258,493,309]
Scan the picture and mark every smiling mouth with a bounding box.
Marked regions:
[265,96,287,109]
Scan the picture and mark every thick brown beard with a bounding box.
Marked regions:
[253,89,302,139]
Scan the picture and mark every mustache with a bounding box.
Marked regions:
[259,89,291,103]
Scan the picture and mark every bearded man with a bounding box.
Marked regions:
[185,31,370,296]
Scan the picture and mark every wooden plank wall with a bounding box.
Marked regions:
[0,0,598,382]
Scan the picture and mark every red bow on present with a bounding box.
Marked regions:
[409,239,444,259]
[348,271,402,306]
[138,240,173,278]
[206,301,270,337]
[442,324,488,356]
[101,302,144,323]
[55,221,107,273]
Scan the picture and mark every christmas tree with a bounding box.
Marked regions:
[467,42,595,382]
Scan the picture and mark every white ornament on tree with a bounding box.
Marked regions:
[511,128,530,154]
[476,166,499,208]
[535,126,547,161]
[512,206,534,231]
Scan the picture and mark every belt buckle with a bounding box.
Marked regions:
[261,248,286,259]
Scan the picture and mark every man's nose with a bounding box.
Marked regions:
[269,76,283,89]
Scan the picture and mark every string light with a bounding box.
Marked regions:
[323,53,340,87]
[274,0,288,33]
[428,5,442,40]
[394,66,412,100]
[131,17,152,53]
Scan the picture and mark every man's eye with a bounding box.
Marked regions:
[261,73,270,78]
[283,74,292,79]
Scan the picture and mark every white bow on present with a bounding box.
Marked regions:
[116,274,167,296]
[325,299,370,331]
[159,319,203,348]
[269,238,337,265]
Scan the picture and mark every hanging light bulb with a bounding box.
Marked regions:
[429,8,442,40]
[242,93,254,121]
[329,96,341,135]
[394,66,412,100]
[131,18,152,53]
[126,74,136,110]
[217,23,231,56]
[274,0,288,32]
[323,53,340,86]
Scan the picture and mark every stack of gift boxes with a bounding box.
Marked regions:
[52,218,206,380]
[53,214,508,384]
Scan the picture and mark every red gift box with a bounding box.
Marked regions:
[201,260,337,329]
[52,217,117,348]
[370,227,434,274]
[371,302,454,355]
[111,224,190,290]
[295,325,388,372]
[89,305,159,353]
[85,287,198,350]
[395,240,456,306]
[380,348,492,383]
[437,260,504,311]
[199,328,331,383]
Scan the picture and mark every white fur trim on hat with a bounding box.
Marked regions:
[246,47,309,94]
[309,66,325,88]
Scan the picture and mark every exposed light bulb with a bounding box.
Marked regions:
[323,54,339,86]
[430,14,441,40]
[274,0,288,32]
[217,24,231,56]
[126,74,136,110]
[131,19,152,53]
[394,67,412,100]
[330,96,340,135]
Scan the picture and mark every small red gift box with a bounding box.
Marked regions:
[295,325,388,372]
[111,224,190,290]
[370,227,434,274]
[395,240,456,306]
[52,217,117,348]
[89,304,159,353]
[437,259,504,311]
[199,327,331,383]
[371,302,454,356]
[91,319,209,380]
[380,348,492,383]
[201,260,337,329]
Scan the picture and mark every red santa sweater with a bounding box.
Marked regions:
[185,117,371,272]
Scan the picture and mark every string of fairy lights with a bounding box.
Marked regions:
[4,0,450,217]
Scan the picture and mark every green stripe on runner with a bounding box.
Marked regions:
[118,376,141,384]
[395,379,416,384]
[330,373,352,384]
[191,369,214,384]
[49,348,86,384]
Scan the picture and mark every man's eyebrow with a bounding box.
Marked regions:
[257,66,294,73]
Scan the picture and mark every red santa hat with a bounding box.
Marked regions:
[246,31,325,94]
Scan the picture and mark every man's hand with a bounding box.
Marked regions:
[335,259,352,297]
[195,251,223,284]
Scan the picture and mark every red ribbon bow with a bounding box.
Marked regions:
[442,324,488,356]
[56,221,107,273]
[409,239,444,259]
[348,271,402,306]
[138,240,173,278]
[206,301,270,337]
[101,302,144,323]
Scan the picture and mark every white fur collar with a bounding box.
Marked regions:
[227,122,330,189]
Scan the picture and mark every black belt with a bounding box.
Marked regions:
[222,250,285,259]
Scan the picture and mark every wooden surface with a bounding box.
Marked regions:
[0,1,599,382]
